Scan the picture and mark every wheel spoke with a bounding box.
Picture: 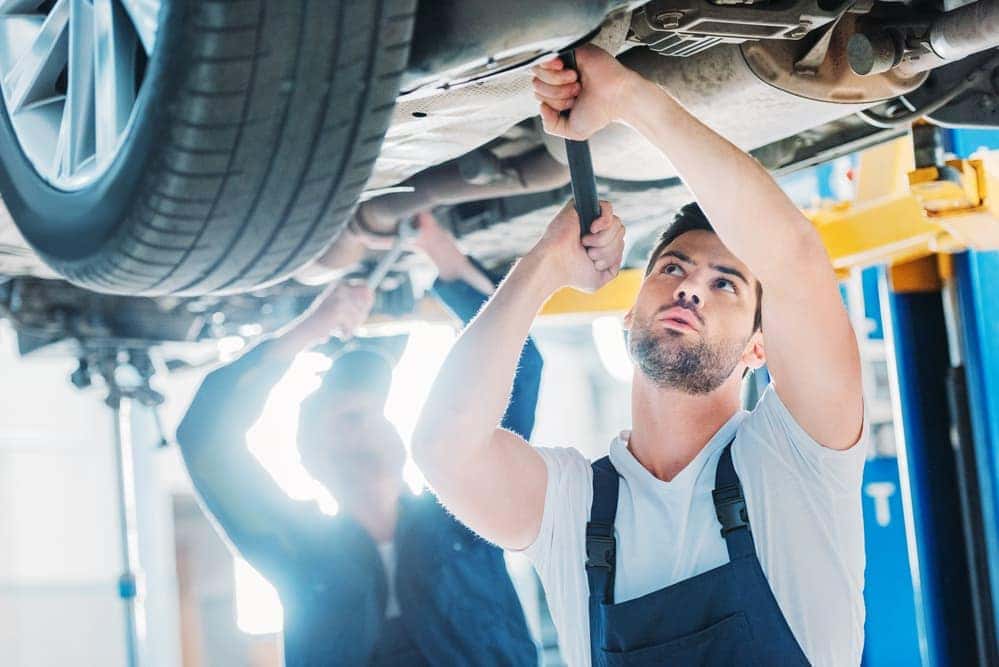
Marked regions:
[93,0,135,162]
[117,0,159,55]
[0,0,46,15]
[54,0,95,179]
[2,0,68,113]
[0,0,156,190]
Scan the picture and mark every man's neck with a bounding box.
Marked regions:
[629,370,743,482]
[339,476,405,543]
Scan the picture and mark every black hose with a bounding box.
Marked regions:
[857,55,997,128]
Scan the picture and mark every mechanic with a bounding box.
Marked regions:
[176,214,542,667]
[412,44,866,666]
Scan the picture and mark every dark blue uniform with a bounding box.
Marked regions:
[178,271,542,666]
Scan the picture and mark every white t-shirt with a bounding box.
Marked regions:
[523,385,867,667]
[377,541,401,619]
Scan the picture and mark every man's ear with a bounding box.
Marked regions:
[623,307,634,331]
[742,331,766,370]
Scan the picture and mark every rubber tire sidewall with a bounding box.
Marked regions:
[0,0,185,263]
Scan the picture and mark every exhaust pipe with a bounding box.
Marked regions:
[850,0,999,76]
[295,148,569,282]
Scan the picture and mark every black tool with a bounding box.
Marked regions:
[560,50,601,236]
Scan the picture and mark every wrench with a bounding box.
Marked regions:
[366,217,419,290]
[560,49,601,236]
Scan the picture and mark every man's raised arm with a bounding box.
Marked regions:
[413,201,624,550]
[533,47,863,450]
[176,284,372,574]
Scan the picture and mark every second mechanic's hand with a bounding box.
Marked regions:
[532,200,624,293]
[301,283,374,341]
[531,44,634,141]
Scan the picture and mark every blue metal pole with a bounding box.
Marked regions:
[951,250,999,651]
[881,269,977,666]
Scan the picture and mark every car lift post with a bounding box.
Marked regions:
[878,124,999,666]
[71,347,166,667]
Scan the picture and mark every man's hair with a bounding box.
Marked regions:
[644,202,763,333]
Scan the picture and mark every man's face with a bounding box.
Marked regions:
[299,391,406,497]
[625,230,763,394]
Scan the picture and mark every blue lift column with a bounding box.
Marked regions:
[881,126,999,666]
[947,249,999,662]
[882,259,977,666]
[941,126,999,665]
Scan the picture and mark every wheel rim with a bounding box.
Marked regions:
[0,0,161,191]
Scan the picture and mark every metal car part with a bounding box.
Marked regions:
[361,148,568,232]
[296,147,569,280]
[0,0,161,191]
[403,0,633,93]
[542,44,903,181]
[902,51,999,128]
[848,0,999,77]
[368,11,632,192]
[741,14,928,103]
[629,0,850,58]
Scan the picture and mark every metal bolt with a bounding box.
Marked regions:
[654,10,684,30]
[788,20,810,39]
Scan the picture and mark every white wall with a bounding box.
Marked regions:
[0,322,181,667]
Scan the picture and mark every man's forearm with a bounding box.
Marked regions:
[619,75,826,286]
[177,318,327,456]
[414,251,558,466]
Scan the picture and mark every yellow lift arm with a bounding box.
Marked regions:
[540,135,999,317]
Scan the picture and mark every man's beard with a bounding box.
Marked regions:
[628,318,745,395]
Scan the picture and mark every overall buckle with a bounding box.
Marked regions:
[585,523,616,570]
[713,482,750,536]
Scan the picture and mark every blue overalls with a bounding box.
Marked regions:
[586,442,811,665]
[358,265,543,666]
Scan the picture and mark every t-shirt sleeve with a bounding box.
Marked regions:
[521,446,593,573]
[743,384,868,493]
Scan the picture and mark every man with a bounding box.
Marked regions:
[176,216,542,666]
[413,44,866,666]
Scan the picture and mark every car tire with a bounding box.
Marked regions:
[0,0,414,295]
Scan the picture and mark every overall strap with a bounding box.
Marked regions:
[712,440,756,561]
[586,457,619,605]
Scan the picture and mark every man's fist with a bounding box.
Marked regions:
[532,200,625,293]
[300,283,374,341]
[531,45,635,141]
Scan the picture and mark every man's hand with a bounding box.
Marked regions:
[531,200,624,293]
[532,45,636,141]
[296,283,374,343]
[411,211,467,279]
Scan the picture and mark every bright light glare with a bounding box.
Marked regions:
[234,324,458,634]
[385,323,458,492]
[592,315,633,382]
[234,556,283,635]
[245,351,339,515]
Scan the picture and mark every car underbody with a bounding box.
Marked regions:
[1,0,998,348]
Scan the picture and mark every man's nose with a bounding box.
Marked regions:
[674,281,702,307]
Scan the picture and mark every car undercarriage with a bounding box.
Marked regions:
[1,0,998,349]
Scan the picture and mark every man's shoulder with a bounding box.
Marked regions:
[534,444,594,480]
[733,383,866,491]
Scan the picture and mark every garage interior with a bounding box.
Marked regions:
[0,125,998,665]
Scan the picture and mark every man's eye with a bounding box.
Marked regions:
[715,278,736,293]
[664,263,684,276]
